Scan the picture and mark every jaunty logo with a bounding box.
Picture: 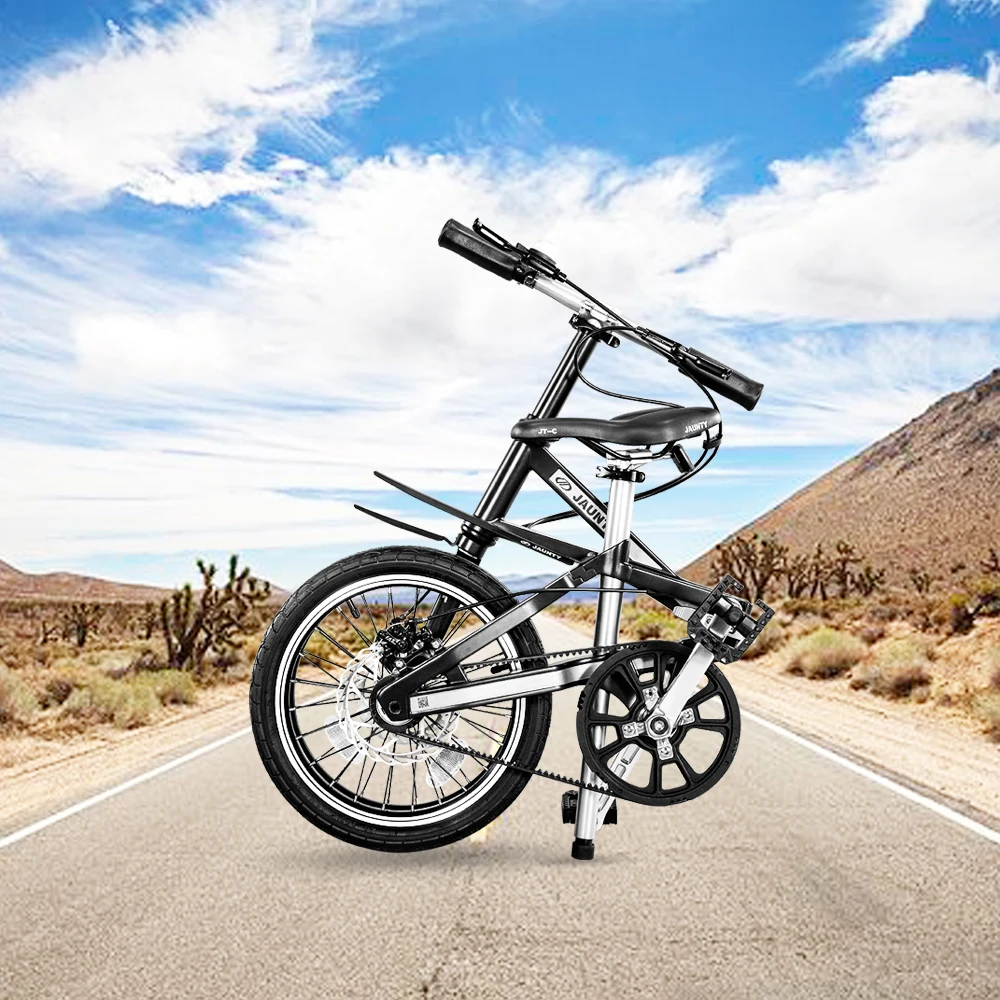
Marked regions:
[684,420,709,433]
[548,472,607,529]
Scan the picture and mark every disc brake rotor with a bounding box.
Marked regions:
[576,642,740,806]
[327,644,461,768]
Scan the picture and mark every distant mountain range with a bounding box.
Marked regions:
[0,560,169,602]
[683,368,1000,587]
[7,369,997,606]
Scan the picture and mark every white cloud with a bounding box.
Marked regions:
[3,56,1000,566]
[0,0,381,208]
[680,57,1000,322]
[824,0,933,72]
[819,0,1000,74]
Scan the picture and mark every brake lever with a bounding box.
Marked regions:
[473,218,517,252]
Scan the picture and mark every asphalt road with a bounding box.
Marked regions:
[2,617,998,1000]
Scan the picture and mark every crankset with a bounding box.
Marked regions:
[576,642,740,806]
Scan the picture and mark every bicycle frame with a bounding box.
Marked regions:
[369,323,770,723]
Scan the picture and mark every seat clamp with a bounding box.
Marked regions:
[596,466,646,483]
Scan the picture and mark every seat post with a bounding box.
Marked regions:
[572,459,640,860]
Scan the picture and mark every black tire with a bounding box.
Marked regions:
[250,545,551,852]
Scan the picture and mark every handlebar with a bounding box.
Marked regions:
[437,219,530,283]
[438,217,764,411]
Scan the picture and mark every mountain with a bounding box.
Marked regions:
[683,368,1000,588]
[0,560,170,602]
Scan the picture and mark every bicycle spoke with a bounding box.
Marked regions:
[462,716,505,743]
[336,607,373,647]
[314,626,356,661]
[279,572,530,826]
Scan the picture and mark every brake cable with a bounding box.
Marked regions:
[471,221,726,525]
[526,328,723,530]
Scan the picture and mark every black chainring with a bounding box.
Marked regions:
[576,642,740,807]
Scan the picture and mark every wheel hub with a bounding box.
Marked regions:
[330,643,460,767]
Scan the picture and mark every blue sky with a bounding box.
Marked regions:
[0,0,999,588]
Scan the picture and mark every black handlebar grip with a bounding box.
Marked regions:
[678,350,764,411]
[438,219,525,282]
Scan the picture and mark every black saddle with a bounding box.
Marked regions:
[511,406,720,447]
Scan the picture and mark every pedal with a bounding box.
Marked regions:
[562,790,577,824]
[687,574,774,663]
[561,789,617,825]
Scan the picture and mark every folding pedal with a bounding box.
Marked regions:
[562,789,617,825]
[562,790,577,824]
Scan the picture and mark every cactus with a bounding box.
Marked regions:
[160,555,272,672]
[161,583,202,669]
[830,540,862,598]
[853,564,886,597]
[62,602,104,648]
[781,552,812,599]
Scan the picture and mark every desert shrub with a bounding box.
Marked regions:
[972,692,1000,742]
[628,610,685,641]
[141,670,197,706]
[741,621,786,660]
[130,648,166,672]
[41,676,75,707]
[202,645,251,677]
[0,665,38,728]
[851,637,933,700]
[868,603,901,623]
[785,612,827,639]
[948,577,1000,635]
[61,677,159,729]
[783,597,827,618]
[857,624,886,645]
[784,628,866,679]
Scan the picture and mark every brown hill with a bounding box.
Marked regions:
[0,560,169,602]
[683,368,1000,587]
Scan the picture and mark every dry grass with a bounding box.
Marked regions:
[547,597,686,643]
[783,627,866,679]
[741,620,786,660]
[851,636,934,700]
[0,595,274,749]
[61,677,160,729]
[0,665,38,729]
[973,691,1000,742]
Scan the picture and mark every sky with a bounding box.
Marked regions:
[0,0,998,589]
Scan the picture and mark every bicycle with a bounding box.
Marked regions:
[250,218,774,860]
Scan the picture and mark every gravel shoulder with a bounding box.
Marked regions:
[0,685,249,834]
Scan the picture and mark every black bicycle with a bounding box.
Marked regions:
[250,219,773,860]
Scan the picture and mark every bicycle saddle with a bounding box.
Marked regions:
[511,406,720,446]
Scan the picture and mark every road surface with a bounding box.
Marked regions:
[1,617,998,999]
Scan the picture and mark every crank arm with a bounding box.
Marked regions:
[651,642,717,730]
[596,744,640,829]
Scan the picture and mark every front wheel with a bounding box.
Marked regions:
[250,545,551,852]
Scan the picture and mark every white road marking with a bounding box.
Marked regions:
[3,708,998,852]
[0,726,251,851]
[744,710,1000,847]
